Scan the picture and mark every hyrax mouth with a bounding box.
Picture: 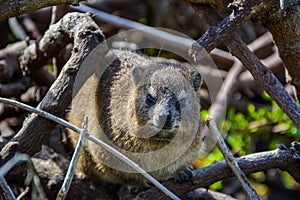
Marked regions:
[150,121,180,141]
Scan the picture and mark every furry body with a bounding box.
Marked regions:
[69,50,203,186]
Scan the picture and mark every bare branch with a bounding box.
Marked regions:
[189,1,256,53]
[207,117,260,199]
[57,117,88,200]
[8,17,27,40]
[0,12,106,166]
[0,175,15,200]
[0,153,47,199]
[135,144,300,199]
[0,97,180,200]
[209,59,244,123]
[191,5,300,130]
[51,5,69,25]
[225,33,300,128]
[0,0,83,22]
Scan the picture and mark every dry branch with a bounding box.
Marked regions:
[191,4,300,130]
[189,1,256,53]
[32,145,118,199]
[135,143,300,199]
[251,1,300,100]
[21,14,42,39]
[0,0,83,22]
[0,96,180,199]
[217,0,300,106]
[207,118,259,199]
[209,59,244,122]
[0,41,26,83]
[0,12,106,167]
[224,34,300,128]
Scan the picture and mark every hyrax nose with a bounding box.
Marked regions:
[159,112,172,129]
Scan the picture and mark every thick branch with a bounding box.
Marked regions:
[0,12,106,165]
[191,5,300,130]
[189,1,256,53]
[261,2,300,100]
[135,144,300,199]
[224,34,300,129]
[0,41,26,83]
[0,0,83,22]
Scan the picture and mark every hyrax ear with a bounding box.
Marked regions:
[131,66,145,85]
[190,70,202,90]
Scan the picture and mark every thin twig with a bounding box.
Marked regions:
[280,0,285,9]
[0,153,47,199]
[73,4,194,52]
[56,117,89,200]
[0,97,180,200]
[8,17,27,40]
[16,187,30,200]
[207,117,260,200]
[0,97,78,133]
[209,59,244,123]
[0,175,16,200]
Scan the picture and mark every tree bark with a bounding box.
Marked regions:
[190,4,300,130]
[135,143,300,199]
[0,12,106,167]
[0,0,83,22]
[256,2,300,100]
[188,0,300,99]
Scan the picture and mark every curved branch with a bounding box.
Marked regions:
[135,144,300,199]
[191,5,300,130]
[0,12,106,166]
[0,0,83,22]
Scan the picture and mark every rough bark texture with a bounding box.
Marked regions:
[31,146,119,200]
[258,2,300,100]
[0,12,106,167]
[0,1,299,199]
[135,143,300,200]
[190,4,300,130]
[188,0,300,99]
[0,0,83,22]
[7,143,298,199]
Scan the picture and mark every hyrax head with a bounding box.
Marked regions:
[128,62,202,140]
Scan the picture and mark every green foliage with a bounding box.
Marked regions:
[48,64,54,73]
[210,181,223,191]
[223,92,300,155]
[138,17,148,25]
[8,33,17,43]
[198,92,300,192]
[143,48,158,56]
[281,172,300,189]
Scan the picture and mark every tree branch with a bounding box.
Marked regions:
[191,5,300,130]
[207,117,259,199]
[0,12,106,166]
[0,0,83,22]
[135,143,300,199]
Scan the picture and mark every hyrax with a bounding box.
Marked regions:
[69,49,204,187]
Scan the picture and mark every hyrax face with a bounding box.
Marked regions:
[128,63,202,140]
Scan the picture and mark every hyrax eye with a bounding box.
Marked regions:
[146,94,156,106]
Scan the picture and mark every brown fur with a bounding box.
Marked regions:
[69,49,204,187]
